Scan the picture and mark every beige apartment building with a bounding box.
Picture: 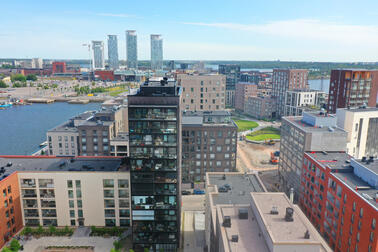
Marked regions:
[336,107,378,159]
[5,157,132,228]
[177,74,226,111]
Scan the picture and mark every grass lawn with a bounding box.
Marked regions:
[232,119,259,132]
[108,86,128,97]
[246,126,281,141]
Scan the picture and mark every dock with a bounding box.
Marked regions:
[68,99,90,104]
[27,98,55,104]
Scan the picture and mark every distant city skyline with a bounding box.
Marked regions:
[1,0,378,61]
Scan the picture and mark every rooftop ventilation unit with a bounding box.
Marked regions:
[223,216,231,227]
[362,156,367,162]
[285,207,294,222]
[238,208,248,219]
[270,206,279,215]
[231,235,239,242]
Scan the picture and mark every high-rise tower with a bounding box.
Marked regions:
[150,34,163,70]
[107,35,119,70]
[92,41,105,69]
[126,30,138,69]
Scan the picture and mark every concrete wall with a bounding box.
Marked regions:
[47,131,79,156]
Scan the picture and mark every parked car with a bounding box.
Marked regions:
[218,186,228,193]
[193,189,205,195]
[223,184,231,190]
[182,190,191,195]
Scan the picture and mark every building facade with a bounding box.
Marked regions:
[107,35,119,70]
[328,69,378,113]
[300,152,377,252]
[126,30,138,69]
[279,112,347,201]
[92,41,105,70]
[52,62,66,74]
[182,111,237,183]
[272,69,308,117]
[336,107,378,159]
[234,82,258,111]
[176,74,226,111]
[128,78,181,251]
[150,35,163,71]
[31,58,43,69]
[0,172,23,249]
[219,64,240,107]
[284,89,325,116]
[244,96,276,120]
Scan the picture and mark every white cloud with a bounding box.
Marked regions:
[183,19,378,47]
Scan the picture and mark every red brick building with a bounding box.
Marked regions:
[234,82,258,111]
[328,69,378,113]
[0,172,23,249]
[52,62,67,74]
[94,70,115,81]
[300,151,377,252]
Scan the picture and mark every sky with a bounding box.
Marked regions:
[1,0,378,61]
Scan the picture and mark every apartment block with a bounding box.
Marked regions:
[336,107,378,159]
[215,192,332,252]
[219,64,240,107]
[300,152,377,252]
[205,172,266,252]
[279,112,347,201]
[78,107,127,156]
[0,156,131,248]
[0,172,23,249]
[328,69,378,113]
[272,69,308,117]
[284,89,326,116]
[182,111,237,183]
[244,96,276,120]
[177,74,226,111]
[128,78,181,251]
[234,82,258,111]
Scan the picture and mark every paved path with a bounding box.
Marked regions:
[21,236,117,252]
[182,211,205,252]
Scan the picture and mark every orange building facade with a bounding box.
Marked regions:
[0,172,23,248]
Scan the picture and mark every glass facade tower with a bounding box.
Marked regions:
[92,41,105,70]
[107,35,119,70]
[128,78,182,251]
[150,34,163,70]
[126,30,138,69]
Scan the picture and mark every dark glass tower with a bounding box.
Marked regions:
[128,77,182,252]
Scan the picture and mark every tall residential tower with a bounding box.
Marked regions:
[128,77,181,251]
[92,41,105,70]
[126,30,138,69]
[107,35,119,70]
[150,34,163,70]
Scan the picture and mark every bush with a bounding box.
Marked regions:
[90,226,127,237]
[0,80,8,88]
[20,226,74,237]
[113,240,122,250]
[26,74,37,81]
[9,239,21,251]
[11,74,26,82]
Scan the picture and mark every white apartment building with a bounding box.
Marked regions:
[284,89,325,116]
[336,107,378,159]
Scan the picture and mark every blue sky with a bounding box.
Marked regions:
[1,0,378,61]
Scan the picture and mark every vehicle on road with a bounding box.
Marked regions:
[182,190,191,195]
[193,189,205,195]
[218,186,228,193]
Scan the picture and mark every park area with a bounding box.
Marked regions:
[232,118,259,132]
[246,127,280,141]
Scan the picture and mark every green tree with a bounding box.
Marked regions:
[48,225,56,234]
[113,240,122,250]
[26,74,37,81]
[0,80,8,88]
[11,74,26,83]
[9,239,21,251]
[1,247,12,252]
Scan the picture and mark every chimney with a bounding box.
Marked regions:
[285,207,294,222]
[290,188,294,203]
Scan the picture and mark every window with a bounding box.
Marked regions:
[104,199,115,208]
[68,190,74,198]
[77,200,82,208]
[70,220,76,226]
[104,189,114,198]
[70,210,75,218]
[372,218,376,229]
[69,200,74,208]
[78,209,83,218]
[75,180,81,188]
[359,208,363,218]
[118,180,128,188]
[67,180,73,188]
[119,190,128,198]
[353,202,356,211]
[7,186,11,194]
[103,179,114,188]
[76,189,82,198]
[105,209,115,218]
[105,219,115,227]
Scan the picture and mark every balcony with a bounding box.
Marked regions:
[42,209,57,218]
[21,179,36,188]
[40,189,55,198]
[154,202,176,210]
[22,189,37,198]
[40,200,56,208]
